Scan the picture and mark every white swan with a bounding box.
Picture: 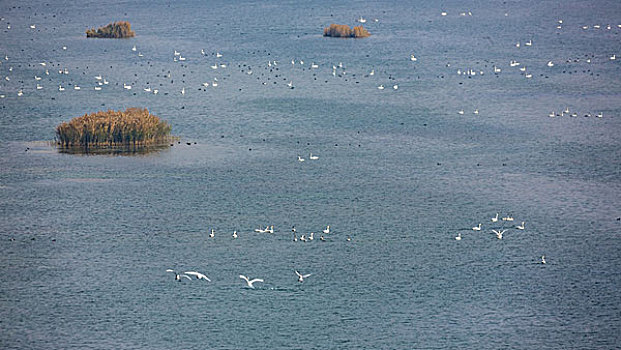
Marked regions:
[322,225,330,234]
[184,271,211,281]
[472,223,481,231]
[502,216,514,221]
[298,156,305,162]
[525,39,532,46]
[516,222,525,230]
[458,110,465,115]
[455,233,462,241]
[36,84,42,90]
[240,275,263,288]
[491,213,499,222]
[123,83,132,90]
[492,229,505,239]
[309,153,319,160]
[94,86,102,91]
[308,232,314,241]
[144,87,151,92]
[58,85,65,91]
[547,61,554,67]
[377,85,385,90]
[295,270,312,283]
[410,54,417,62]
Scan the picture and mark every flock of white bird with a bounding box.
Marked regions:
[165,268,312,288]
[2,11,618,134]
[206,224,349,243]
[454,212,545,264]
[167,223,348,287]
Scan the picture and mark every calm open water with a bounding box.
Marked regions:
[1,0,620,349]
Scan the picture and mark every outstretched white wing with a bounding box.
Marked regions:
[249,278,264,285]
[239,275,249,282]
[295,270,302,278]
[166,269,175,273]
[302,274,312,278]
[185,271,211,281]
[180,274,192,281]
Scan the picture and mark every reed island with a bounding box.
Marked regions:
[56,108,172,150]
[323,24,370,38]
[86,21,135,38]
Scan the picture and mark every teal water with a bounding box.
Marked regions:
[1,0,621,349]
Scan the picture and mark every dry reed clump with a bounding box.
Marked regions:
[86,21,135,38]
[323,24,370,38]
[56,108,172,148]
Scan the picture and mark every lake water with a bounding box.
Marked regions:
[1,0,620,349]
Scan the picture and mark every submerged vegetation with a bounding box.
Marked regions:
[86,21,135,38]
[56,108,172,149]
[323,24,370,38]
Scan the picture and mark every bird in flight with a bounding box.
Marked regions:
[295,270,312,283]
[184,271,211,281]
[239,275,264,288]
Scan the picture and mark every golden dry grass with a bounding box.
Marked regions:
[56,108,171,148]
[86,21,135,38]
[323,24,370,38]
